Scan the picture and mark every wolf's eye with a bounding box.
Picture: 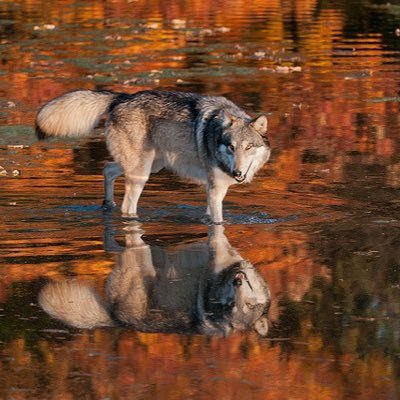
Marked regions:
[245,144,254,150]
[228,144,235,152]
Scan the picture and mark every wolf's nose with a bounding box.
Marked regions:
[233,278,243,287]
[233,169,242,178]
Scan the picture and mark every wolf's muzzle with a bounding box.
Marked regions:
[233,169,246,182]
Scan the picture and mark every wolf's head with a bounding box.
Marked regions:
[201,260,271,336]
[214,112,271,183]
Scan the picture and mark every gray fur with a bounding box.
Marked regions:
[36,89,271,223]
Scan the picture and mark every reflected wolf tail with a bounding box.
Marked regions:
[35,89,118,139]
[38,280,115,329]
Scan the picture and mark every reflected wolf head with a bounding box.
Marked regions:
[39,224,271,337]
[200,260,270,335]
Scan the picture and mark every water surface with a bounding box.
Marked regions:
[1,1,400,399]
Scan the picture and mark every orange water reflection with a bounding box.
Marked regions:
[0,0,400,399]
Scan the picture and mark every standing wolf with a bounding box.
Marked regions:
[36,90,271,223]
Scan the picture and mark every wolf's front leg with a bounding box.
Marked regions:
[206,181,230,224]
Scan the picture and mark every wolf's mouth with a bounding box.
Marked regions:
[232,161,253,183]
[233,271,252,289]
[234,175,246,183]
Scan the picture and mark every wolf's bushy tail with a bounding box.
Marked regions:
[35,89,117,139]
[38,280,115,329]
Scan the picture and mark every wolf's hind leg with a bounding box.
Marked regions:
[121,153,155,217]
[103,161,123,210]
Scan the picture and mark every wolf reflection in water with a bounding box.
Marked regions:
[39,225,271,336]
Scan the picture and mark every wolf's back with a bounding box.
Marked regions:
[36,89,117,139]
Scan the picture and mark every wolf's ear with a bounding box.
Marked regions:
[250,115,268,135]
[253,315,269,337]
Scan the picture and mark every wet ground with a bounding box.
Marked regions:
[1,0,400,399]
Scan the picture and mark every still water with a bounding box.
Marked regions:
[1,0,400,398]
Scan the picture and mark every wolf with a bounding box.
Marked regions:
[38,224,271,336]
[36,89,271,223]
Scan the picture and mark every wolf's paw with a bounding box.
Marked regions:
[121,210,139,219]
[200,214,212,225]
[201,214,225,225]
[102,200,116,211]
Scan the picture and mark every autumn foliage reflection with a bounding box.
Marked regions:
[0,0,400,399]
